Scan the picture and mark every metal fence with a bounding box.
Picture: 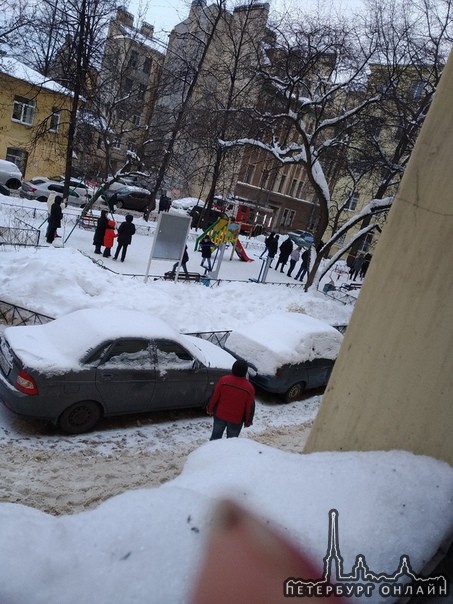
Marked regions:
[0,300,53,326]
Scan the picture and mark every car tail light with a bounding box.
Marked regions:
[16,370,38,395]
[276,368,284,377]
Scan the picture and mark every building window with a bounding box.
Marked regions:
[138,84,147,100]
[49,108,61,132]
[244,164,255,184]
[124,78,133,94]
[128,50,139,68]
[259,169,269,189]
[132,114,141,127]
[6,147,28,173]
[345,192,359,211]
[296,181,305,198]
[112,136,122,149]
[143,57,152,74]
[280,208,295,227]
[117,109,127,121]
[12,96,35,125]
[289,178,298,197]
[127,141,136,152]
[277,173,287,193]
[410,81,424,101]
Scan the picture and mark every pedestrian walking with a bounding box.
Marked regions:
[46,198,63,244]
[259,232,275,259]
[102,219,116,258]
[349,255,364,281]
[287,246,301,277]
[113,215,135,262]
[200,235,216,272]
[267,234,279,267]
[295,248,310,282]
[360,254,372,279]
[172,245,189,275]
[207,359,255,440]
[93,209,109,254]
[275,236,293,272]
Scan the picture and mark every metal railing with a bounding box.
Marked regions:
[0,300,53,326]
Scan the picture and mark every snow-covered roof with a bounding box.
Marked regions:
[0,56,73,97]
[226,311,343,374]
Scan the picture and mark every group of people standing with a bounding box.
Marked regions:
[260,232,311,283]
[93,210,136,261]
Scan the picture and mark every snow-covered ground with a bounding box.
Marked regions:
[1,194,452,604]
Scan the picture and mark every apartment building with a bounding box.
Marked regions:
[0,56,72,178]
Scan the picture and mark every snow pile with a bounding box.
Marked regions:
[0,440,452,604]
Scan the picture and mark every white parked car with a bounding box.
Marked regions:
[0,159,23,190]
[172,197,200,211]
[20,177,87,207]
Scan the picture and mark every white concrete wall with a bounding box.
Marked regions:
[305,51,453,466]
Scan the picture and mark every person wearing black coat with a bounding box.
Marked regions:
[267,234,279,267]
[172,245,189,275]
[46,199,63,244]
[93,209,109,254]
[113,214,136,262]
[295,248,310,282]
[275,236,293,272]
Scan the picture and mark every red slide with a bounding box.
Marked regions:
[235,240,254,262]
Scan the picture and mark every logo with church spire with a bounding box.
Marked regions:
[284,509,449,599]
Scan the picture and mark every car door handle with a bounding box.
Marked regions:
[101,373,114,380]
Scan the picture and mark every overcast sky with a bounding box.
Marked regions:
[127,0,364,39]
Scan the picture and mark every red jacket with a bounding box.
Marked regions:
[207,374,255,426]
[103,220,116,248]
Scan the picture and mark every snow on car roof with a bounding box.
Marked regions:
[226,312,343,375]
[4,309,199,374]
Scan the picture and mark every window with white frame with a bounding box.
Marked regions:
[345,192,359,211]
[112,136,122,149]
[49,108,61,132]
[12,96,35,125]
[296,180,305,198]
[127,141,136,152]
[289,178,298,197]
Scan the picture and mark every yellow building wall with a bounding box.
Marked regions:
[0,74,71,179]
[304,51,453,466]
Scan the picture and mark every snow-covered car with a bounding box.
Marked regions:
[0,159,23,190]
[224,312,344,402]
[0,309,236,434]
[20,177,87,207]
[172,197,200,211]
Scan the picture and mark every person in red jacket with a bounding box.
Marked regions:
[103,219,116,258]
[207,359,255,440]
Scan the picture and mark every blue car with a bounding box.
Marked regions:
[224,312,343,402]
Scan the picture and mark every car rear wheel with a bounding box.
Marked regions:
[284,382,305,403]
[115,200,123,208]
[6,179,21,190]
[58,401,102,434]
[37,196,48,203]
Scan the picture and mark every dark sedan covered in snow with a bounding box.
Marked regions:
[224,312,344,402]
[0,309,235,433]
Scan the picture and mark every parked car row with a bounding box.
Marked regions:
[0,308,343,434]
[19,175,93,208]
